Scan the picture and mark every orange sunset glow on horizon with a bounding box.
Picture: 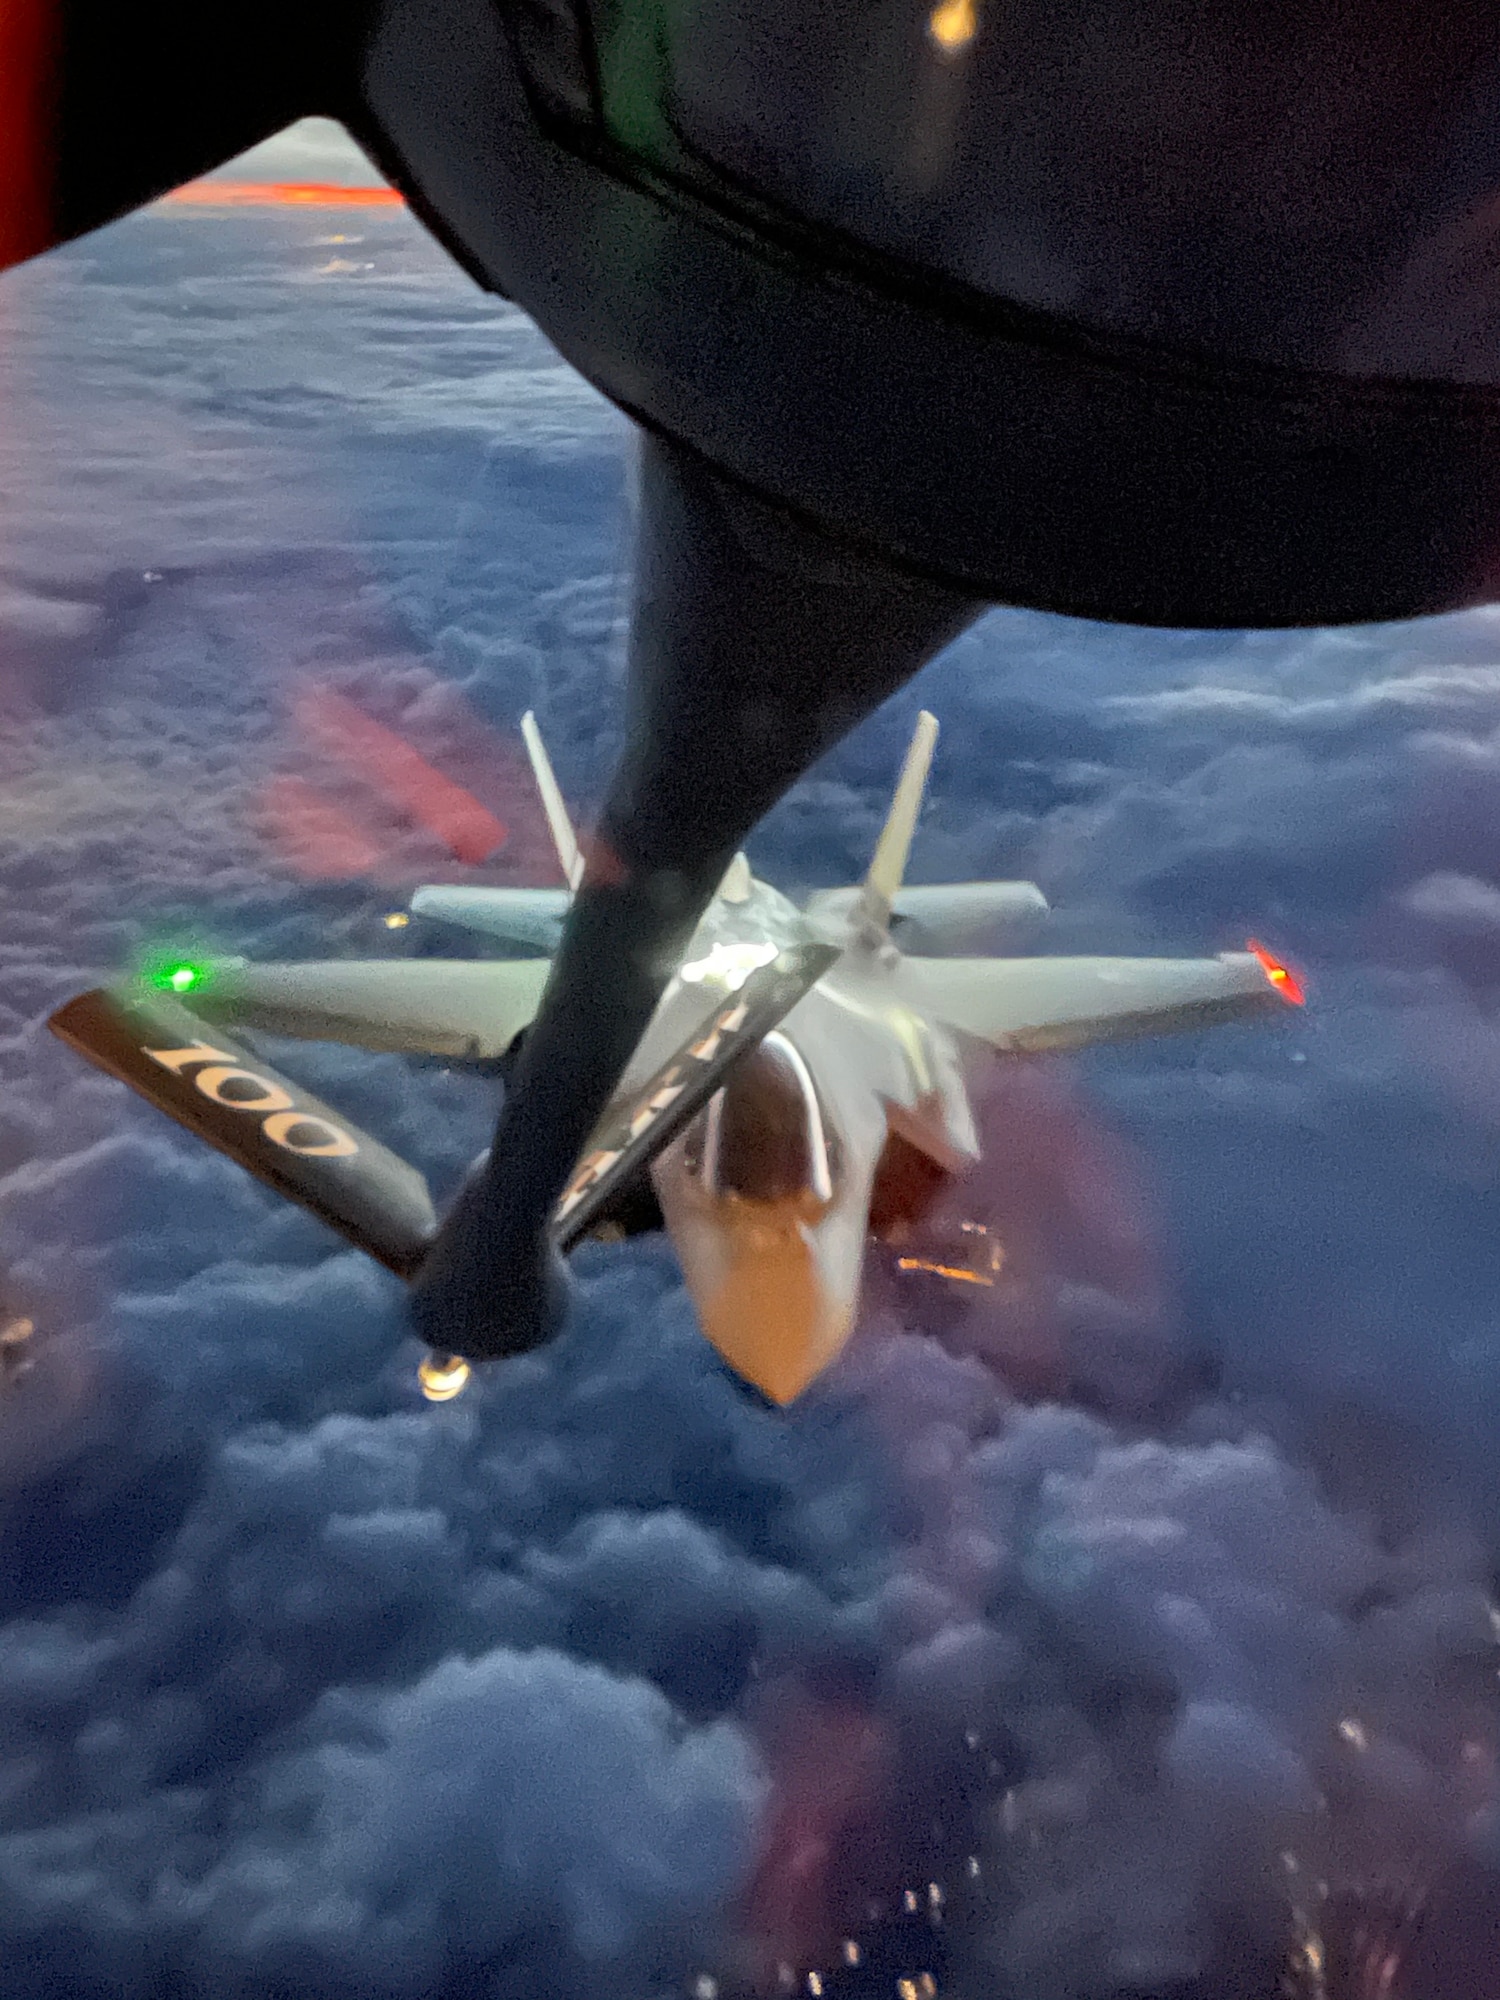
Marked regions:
[164,180,405,208]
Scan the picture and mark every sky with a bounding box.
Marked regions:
[201,118,394,190]
[0,118,1497,2000]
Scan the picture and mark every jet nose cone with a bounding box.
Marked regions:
[689,1204,856,1405]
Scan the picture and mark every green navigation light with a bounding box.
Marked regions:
[162,963,203,993]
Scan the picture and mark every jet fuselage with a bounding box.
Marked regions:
[612,877,976,1402]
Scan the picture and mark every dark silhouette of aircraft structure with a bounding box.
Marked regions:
[13,1,1500,1365]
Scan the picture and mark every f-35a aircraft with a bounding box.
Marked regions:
[50,712,1301,1404]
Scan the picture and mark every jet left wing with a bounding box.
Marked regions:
[894,948,1301,1054]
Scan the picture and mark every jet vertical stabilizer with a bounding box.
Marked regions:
[718,853,753,904]
[852,711,940,943]
[520,711,584,890]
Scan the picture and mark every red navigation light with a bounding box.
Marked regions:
[1247,939,1306,1007]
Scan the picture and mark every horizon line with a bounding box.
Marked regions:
[163,180,405,208]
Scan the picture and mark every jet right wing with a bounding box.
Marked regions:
[894,948,1301,1054]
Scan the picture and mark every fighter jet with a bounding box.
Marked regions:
[50,711,1301,1403]
[6,2,1494,1362]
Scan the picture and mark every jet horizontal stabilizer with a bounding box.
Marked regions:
[409,884,572,949]
[551,941,839,1250]
[807,879,1049,950]
[48,988,438,1278]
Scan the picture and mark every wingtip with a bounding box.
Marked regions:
[1247,937,1307,1007]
